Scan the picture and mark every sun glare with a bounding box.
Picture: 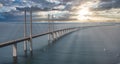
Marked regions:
[77,2,93,20]
[77,7,92,20]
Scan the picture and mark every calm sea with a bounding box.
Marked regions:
[0,22,81,64]
[0,22,120,64]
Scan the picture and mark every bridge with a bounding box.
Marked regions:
[0,10,120,64]
[0,10,81,63]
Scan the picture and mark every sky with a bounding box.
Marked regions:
[0,0,120,22]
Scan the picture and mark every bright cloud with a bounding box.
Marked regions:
[0,3,3,8]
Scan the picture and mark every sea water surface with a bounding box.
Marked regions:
[0,22,80,64]
[1,22,120,64]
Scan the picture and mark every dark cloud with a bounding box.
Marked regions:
[0,0,73,19]
[0,0,12,6]
[0,0,54,17]
[0,0,73,13]
[0,0,51,10]
[92,0,120,11]
[62,0,72,2]
[16,6,51,11]
[100,0,112,2]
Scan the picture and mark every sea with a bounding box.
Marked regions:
[0,21,120,64]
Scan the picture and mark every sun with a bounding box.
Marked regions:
[76,2,93,20]
[77,7,92,20]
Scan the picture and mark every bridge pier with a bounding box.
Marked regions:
[13,44,18,64]
[59,31,61,37]
[48,33,54,43]
[60,31,62,37]
[67,29,69,33]
[52,33,55,41]
[68,30,72,32]
[54,32,58,40]
[63,30,65,34]
[67,29,68,33]
[59,30,65,37]
[56,32,59,38]
[24,41,27,56]
[62,30,64,36]
[60,31,63,37]
[51,33,55,42]
[48,33,51,43]
[47,26,80,43]
[53,32,56,41]
[13,44,17,59]
[70,29,72,32]
[57,31,60,38]
[29,39,33,56]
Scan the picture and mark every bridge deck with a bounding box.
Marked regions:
[0,27,78,47]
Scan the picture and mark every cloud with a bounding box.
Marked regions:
[0,6,16,12]
[0,0,53,19]
[61,0,72,2]
[0,0,72,18]
[16,6,51,11]
[0,0,66,12]
[0,0,73,13]
[53,5,65,10]
[91,0,120,11]
[100,0,112,2]
[0,3,3,8]
[0,0,50,11]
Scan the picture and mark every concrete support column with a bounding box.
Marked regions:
[13,44,17,58]
[62,30,64,35]
[29,39,33,55]
[59,31,62,37]
[13,44,17,64]
[51,33,54,42]
[64,30,66,35]
[62,30,64,36]
[55,32,58,40]
[24,41,27,56]
[58,31,60,38]
[48,33,53,43]
[66,29,69,33]
[58,31,61,37]
[48,33,51,43]
[56,32,59,38]
[53,32,57,41]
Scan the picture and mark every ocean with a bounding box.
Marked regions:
[0,22,120,64]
